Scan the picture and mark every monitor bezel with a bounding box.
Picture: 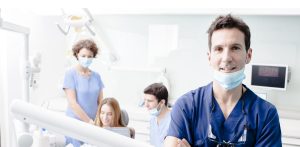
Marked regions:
[250,64,288,91]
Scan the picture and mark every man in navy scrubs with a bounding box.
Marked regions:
[164,14,282,147]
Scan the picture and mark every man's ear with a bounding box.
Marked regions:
[160,99,166,105]
[207,51,211,64]
[246,48,252,64]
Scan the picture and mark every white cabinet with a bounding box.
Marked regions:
[280,118,300,146]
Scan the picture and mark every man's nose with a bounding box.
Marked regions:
[221,48,233,62]
[144,102,149,108]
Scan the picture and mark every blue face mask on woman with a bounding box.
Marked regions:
[213,68,245,90]
[78,57,93,68]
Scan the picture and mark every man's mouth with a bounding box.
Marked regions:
[219,67,236,72]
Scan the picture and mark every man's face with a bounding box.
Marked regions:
[208,28,252,73]
[143,94,159,110]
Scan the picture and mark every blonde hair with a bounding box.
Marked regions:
[94,97,124,127]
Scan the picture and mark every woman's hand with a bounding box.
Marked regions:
[88,119,94,124]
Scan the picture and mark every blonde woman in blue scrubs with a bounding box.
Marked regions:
[63,39,104,147]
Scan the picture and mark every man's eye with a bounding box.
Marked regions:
[214,47,222,52]
[232,46,240,50]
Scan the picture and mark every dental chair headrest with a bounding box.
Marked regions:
[120,109,129,126]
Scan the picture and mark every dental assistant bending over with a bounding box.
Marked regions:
[164,14,282,147]
[144,83,171,147]
[63,39,104,147]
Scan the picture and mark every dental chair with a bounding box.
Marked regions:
[103,109,135,139]
[120,109,129,126]
[121,109,135,138]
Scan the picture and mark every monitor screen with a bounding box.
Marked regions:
[251,64,288,90]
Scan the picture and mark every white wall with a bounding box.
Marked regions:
[28,15,67,105]
[244,16,300,111]
[2,10,300,146]
[25,14,300,113]
[87,15,300,111]
[4,11,300,114]
[89,15,213,104]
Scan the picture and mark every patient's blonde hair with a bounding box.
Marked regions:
[94,97,124,127]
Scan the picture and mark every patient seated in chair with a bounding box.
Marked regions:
[94,97,135,138]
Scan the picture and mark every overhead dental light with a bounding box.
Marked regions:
[57,8,119,67]
[56,8,95,36]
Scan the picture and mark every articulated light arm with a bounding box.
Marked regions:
[56,23,70,35]
[10,100,153,147]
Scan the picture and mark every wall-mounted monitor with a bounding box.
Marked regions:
[251,64,288,91]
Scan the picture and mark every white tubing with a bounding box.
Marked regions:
[10,100,153,147]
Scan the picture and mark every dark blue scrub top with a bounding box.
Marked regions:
[167,82,282,147]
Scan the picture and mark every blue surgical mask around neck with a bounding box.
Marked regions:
[78,57,93,68]
[149,103,162,117]
[213,68,245,90]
